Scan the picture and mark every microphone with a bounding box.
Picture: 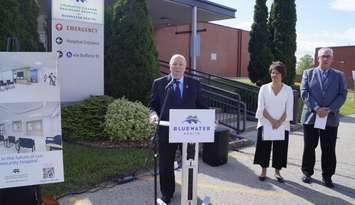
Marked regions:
[165,78,176,90]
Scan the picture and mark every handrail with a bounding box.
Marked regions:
[160,62,241,102]
[159,59,258,90]
[159,59,258,116]
[159,60,247,133]
[202,89,246,132]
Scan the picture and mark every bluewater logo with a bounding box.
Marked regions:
[12,168,20,174]
[182,115,201,124]
[173,115,211,133]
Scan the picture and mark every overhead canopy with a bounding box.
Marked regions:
[148,0,236,28]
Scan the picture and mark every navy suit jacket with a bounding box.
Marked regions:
[149,75,207,142]
[300,67,347,126]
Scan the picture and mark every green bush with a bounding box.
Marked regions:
[62,96,114,141]
[105,98,154,141]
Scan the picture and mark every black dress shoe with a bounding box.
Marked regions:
[323,178,334,188]
[275,174,284,183]
[302,175,312,184]
[161,195,171,204]
[258,176,266,181]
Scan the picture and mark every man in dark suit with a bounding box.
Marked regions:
[149,54,206,204]
[300,47,347,188]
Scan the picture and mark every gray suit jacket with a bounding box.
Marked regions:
[300,67,347,126]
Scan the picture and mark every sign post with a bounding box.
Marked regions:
[52,0,104,102]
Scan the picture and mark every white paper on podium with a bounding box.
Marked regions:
[262,124,285,141]
[155,120,169,126]
[314,115,327,130]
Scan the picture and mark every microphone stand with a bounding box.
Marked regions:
[152,80,174,205]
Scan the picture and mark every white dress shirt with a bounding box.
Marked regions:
[255,83,294,131]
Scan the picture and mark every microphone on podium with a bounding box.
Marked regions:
[165,78,176,90]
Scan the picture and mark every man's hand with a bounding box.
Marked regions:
[149,114,159,124]
[316,107,330,118]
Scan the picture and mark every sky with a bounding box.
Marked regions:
[209,0,355,60]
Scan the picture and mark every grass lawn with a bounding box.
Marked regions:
[340,90,355,116]
[41,143,152,197]
[229,77,257,87]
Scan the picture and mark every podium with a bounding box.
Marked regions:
[168,109,215,205]
[181,142,199,204]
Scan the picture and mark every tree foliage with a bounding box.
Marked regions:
[0,0,44,51]
[269,0,297,85]
[248,0,273,86]
[297,54,314,74]
[105,0,159,103]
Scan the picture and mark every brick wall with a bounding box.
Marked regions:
[154,23,250,77]
[315,46,355,89]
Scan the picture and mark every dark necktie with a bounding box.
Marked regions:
[174,80,182,103]
[321,70,328,91]
[321,70,328,82]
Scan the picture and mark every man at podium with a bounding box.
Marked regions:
[149,54,206,204]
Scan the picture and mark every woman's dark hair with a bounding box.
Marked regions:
[269,61,286,78]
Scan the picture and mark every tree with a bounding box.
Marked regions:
[17,0,44,51]
[297,54,313,75]
[0,0,43,51]
[104,1,114,95]
[248,0,273,86]
[269,0,297,86]
[105,0,159,103]
[0,0,21,50]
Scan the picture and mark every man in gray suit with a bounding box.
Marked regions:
[300,47,347,188]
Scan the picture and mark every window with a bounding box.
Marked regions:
[0,124,5,136]
[12,121,22,132]
[30,69,38,83]
[26,120,43,136]
[16,71,24,80]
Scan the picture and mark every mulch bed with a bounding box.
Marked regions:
[74,139,152,149]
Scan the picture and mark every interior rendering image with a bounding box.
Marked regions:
[0,53,59,103]
[0,101,62,154]
[0,66,57,89]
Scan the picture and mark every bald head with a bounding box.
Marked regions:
[169,54,186,79]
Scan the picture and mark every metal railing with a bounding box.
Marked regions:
[202,89,246,133]
[159,60,259,116]
[159,60,247,133]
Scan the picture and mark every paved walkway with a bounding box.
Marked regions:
[59,115,355,205]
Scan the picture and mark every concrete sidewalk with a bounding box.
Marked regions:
[59,115,355,205]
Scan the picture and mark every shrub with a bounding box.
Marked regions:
[105,98,154,141]
[62,96,114,141]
